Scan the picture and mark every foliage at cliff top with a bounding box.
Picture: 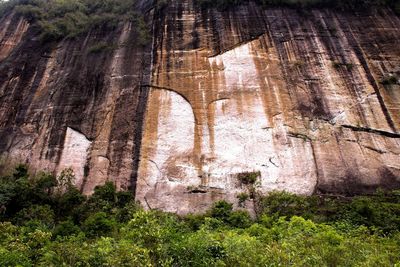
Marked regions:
[1,0,399,42]
[0,0,149,42]
[0,165,400,266]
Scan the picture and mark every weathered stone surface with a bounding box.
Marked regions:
[0,6,153,194]
[137,0,400,214]
[57,127,92,187]
[0,0,399,214]
[0,12,29,61]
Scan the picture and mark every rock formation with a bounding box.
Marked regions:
[1,0,399,214]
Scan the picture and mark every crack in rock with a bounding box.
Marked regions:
[287,131,313,142]
[341,125,400,138]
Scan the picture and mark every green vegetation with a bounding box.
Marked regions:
[87,42,117,54]
[332,61,354,71]
[237,171,260,185]
[0,165,400,266]
[0,0,150,43]
[236,192,249,206]
[2,0,399,43]
[381,75,398,85]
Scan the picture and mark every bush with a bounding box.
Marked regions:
[15,204,55,228]
[53,220,81,238]
[0,0,150,43]
[56,186,86,219]
[237,171,260,185]
[228,210,252,228]
[381,75,398,85]
[259,191,317,219]
[237,192,249,206]
[185,213,207,230]
[0,248,32,267]
[333,61,354,71]
[82,212,116,237]
[1,166,400,266]
[209,200,233,222]
[168,230,227,266]
[82,212,116,238]
[339,196,400,233]
[88,42,117,54]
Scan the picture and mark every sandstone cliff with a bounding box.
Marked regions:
[1,0,399,214]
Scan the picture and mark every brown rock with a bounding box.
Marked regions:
[0,1,399,214]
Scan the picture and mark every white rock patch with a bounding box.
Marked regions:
[57,127,92,187]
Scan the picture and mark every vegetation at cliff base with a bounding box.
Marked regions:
[0,0,150,43]
[0,165,400,266]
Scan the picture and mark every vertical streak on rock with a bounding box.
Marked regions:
[81,23,132,194]
[338,16,397,133]
[130,5,156,193]
[0,2,399,211]
[0,13,29,61]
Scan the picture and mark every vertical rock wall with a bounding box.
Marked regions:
[137,0,400,214]
[0,0,399,214]
[0,5,153,193]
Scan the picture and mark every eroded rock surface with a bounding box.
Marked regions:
[137,1,400,214]
[0,4,153,194]
[0,0,399,214]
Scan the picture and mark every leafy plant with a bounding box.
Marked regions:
[237,192,249,206]
[88,42,117,54]
[237,171,261,185]
[82,212,116,238]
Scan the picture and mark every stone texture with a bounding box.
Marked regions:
[0,5,153,194]
[57,127,92,187]
[0,0,399,214]
[0,12,29,61]
[137,1,400,214]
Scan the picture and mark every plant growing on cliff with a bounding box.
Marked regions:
[88,42,117,54]
[381,75,398,85]
[333,61,354,71]
[237,192,249,206]
[0,0,151,44]
[237,171,261,185]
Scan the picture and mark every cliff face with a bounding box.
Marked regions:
[0,3,153,194]
[1,0,400,214]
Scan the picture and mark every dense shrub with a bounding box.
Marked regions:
[259,191,319,219]
[0,0,151,43]
[0,165,399,266]
[209,200,233,222]
[237,171,260,185]
[258,190,400,233]
[52,219,81,237]
[82,211,116,237]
